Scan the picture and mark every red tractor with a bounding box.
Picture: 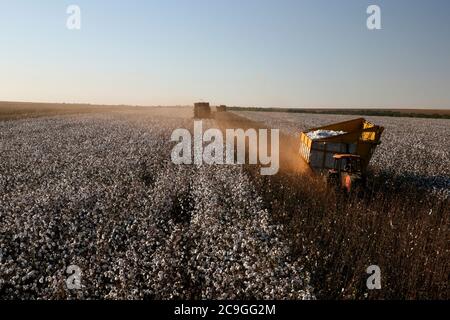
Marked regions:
[327,154,365,193]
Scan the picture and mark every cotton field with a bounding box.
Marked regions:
[0,110,313,299]
[236,111,450,198]
[1,107,448,300]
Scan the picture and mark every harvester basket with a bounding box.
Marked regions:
[299,118,384,173]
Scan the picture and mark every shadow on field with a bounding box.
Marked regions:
[370,170,450,196]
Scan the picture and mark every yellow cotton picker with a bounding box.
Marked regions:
[299,118,384,192]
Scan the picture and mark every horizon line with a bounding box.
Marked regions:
[1,100,449,111]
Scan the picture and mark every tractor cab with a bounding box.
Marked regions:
[328,154,364,192]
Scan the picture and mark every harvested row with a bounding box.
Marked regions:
[232,111,449,299]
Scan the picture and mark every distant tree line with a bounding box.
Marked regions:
[229,107,450,119]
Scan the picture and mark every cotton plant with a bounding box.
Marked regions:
[0,112,313,299]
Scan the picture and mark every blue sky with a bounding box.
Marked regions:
[1,0,449,108]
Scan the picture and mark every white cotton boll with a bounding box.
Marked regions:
[306,130,346,140]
